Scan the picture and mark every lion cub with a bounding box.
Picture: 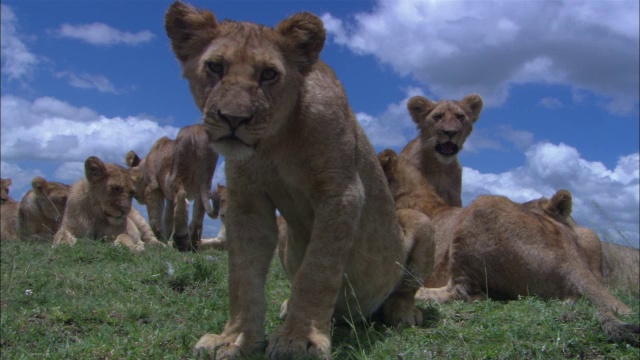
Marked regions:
[1,178,19,240]
[53,156,164,252]
[379,149,638,345]
[165,2,435,359]
[400,94,483,207]
[126,124,219,251]
[18,177,70,241]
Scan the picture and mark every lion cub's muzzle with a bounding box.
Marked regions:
[435,141,460,157]
[204,110,255,147]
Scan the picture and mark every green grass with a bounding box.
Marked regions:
[1,240,638,359]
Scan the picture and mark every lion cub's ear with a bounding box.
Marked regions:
[165,1,218,64]
[31,176,49,196]
[125,150,141,168]
[460,93,483,123]
[2,178,11,187]
[407,96,435,124]
[85,156,108,184]
[547,189,572,219]
[275,12,326,74]
[377,149,398,179]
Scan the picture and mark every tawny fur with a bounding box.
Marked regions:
[379,149,638,345]
[17,177,70,242]
[199,183,228,251]
[126,124,219,252]
[53,156,164,252]
[1,178,15,205]
[1,178,19,240]
[165,2,435,359]
[399,96,604,281]
[399,94,483,207]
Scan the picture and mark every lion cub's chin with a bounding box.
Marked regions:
[211,140,256,161]
[434,152,458,165]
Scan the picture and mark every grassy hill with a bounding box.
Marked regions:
[1,240,638,359]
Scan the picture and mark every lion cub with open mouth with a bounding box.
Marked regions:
[165,2,435,359]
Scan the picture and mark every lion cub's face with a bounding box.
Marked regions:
[165,2,325,160]
[1,178,12,204]
[407,94,483,164]
[85,156,135,225]
[31,176,70,222]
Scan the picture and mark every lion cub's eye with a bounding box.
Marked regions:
[205,61,224,76]
[111,186,122,194]
[260,68,279,83]
[432,113,443,121]
[455,113,465,121]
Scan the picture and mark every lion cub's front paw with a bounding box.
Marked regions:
[383,294,423,328]
[267,325,331,360]
[194,333,266,360]
[52,230,77,247]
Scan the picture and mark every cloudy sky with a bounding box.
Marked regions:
[1,0,638,246]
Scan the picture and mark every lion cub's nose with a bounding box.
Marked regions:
[218,111,252,131]
[443,130,458,139]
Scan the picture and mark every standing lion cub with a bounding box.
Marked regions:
[165,2,435,359]
[53,156,164,252]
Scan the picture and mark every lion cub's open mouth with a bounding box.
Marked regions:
[436,142,459,156]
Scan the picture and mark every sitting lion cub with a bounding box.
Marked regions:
[165,2,435,358]
[399,94,483,207]
[379,149,638,345]
[53,156,164,252]
[1,178,19,240]
[18,176,70,241]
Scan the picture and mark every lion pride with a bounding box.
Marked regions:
[126,124,219,251]
[165,2,435,358]
[379,149,638,345]
[53,156,164,252]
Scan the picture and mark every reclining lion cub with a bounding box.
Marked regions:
[379,149,638,345]
[53,156,164,252]
[165,2,435,358]
[18,176,70,241]
[126,123,219,251]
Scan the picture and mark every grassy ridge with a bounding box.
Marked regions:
[1,240,638,359]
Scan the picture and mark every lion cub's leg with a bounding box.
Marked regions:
[127,208,165,247]
[113,233,145,253]
[188,197,206,250]
[144,187,166,241]
[52,228,77,247]
[382,208,435,327]
[163,198,174,241]
[171,189,192,251]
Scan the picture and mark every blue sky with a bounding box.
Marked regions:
[1,0,638,246]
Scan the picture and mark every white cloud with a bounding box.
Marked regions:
[0,4,39,80]
[0,161,43,199]
[323,0,639,114]
[0,95,180,170]
[538,97,563,109]
[54,71,118,93]
[462,142,639,247]
[53,162,85,182]
[55,22,155,46]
